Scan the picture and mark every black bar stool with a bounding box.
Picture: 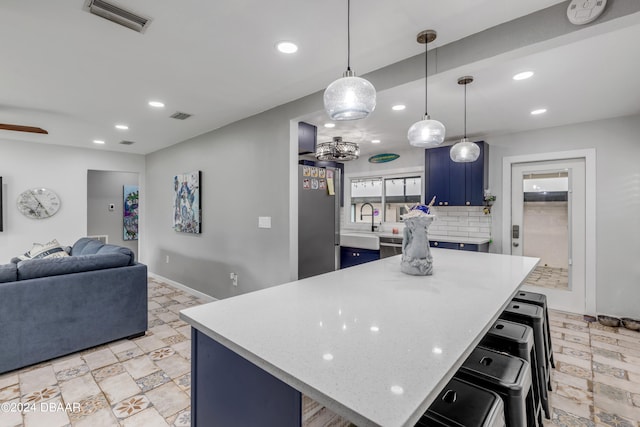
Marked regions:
[512,290,555,369]
[455,346,535,427]
[417,377,506,427]
[500,301,551,396]
[481,318,547,423]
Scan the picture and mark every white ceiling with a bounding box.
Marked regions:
[0,0,581,155]
[303,19,640,157]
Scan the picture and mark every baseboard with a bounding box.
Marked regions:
[148,272,217,302]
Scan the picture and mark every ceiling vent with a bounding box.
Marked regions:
[170,112,192,120]
[84,0,151,33]
[119,140,136,145]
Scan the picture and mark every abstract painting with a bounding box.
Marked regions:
[173,171,201,233]
[123,185,139,240]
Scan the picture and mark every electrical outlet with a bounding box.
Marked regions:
[230,272,238,286]
[165,255,170,263]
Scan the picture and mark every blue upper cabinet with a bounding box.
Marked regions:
[425,141,488,206]
[298,121,317,155]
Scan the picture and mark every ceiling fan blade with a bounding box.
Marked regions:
[0,123,48,134]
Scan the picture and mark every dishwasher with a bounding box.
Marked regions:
[379,236,403,258]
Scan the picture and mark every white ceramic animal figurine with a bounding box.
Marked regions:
[401,205,435,276]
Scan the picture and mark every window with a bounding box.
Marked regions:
[384,176,421,222]
[349,174,422,225]
[350,178,382,225]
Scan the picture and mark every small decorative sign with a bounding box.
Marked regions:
[368,153,400,163]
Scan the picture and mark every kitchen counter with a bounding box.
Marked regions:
[181,250,538,427]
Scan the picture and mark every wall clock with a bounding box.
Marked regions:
[17,188,61,219]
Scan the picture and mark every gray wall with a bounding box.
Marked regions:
[487,114,640,318]
[144,99,316,298]
[87,170,140,260]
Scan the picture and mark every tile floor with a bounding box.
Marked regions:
[0,278,638,426]
[526,266,570,291]
[0,278,200,427]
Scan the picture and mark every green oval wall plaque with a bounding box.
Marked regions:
[368,153,400,163]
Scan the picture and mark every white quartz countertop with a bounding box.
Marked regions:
[181,250,538,427]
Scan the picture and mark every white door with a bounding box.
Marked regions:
[511,159,586,313]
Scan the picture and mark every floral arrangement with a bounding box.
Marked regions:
[484,189,496,203]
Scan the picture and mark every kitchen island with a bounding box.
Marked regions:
[180,249,538,427]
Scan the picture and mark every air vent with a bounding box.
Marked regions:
[85,0,151,33]
[170,112,192,120]
[119,140,136,145]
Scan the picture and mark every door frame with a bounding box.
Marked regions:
[502,149,596,315]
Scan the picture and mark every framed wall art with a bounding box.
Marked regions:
[173,171,201,234]
[123,185,139,240]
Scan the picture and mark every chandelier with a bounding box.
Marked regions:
[315,137,359,161]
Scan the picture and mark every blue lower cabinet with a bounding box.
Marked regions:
[430,241,458,250]
[430,241,489,252]
[340,246,380,269]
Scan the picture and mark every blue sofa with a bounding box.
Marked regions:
[0,238,147,374]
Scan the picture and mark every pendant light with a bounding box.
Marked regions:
[323,0,376,121]
[407,30,445,148]
[450,76,480,162]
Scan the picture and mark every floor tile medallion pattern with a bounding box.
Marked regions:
[0,278,638,426]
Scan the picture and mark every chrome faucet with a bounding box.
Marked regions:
[360,203,376,232]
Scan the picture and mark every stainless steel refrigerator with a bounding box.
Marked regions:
[298,164,340,279]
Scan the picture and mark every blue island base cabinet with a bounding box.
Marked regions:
[192,330,302,426]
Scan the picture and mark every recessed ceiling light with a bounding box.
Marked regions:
[276,41,298,54]
[513,71,534,81]
[115,124,129,130]
[148,101,165,108]
[371,139,381,144]
[93,139,105,144]
[392,104,406,111]
[324,123,336,128]
[531,108,547,115]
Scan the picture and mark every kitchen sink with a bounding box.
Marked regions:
[340,232,379,250]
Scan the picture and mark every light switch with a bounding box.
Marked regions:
[258,216,271,229]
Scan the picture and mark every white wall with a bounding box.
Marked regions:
[0,139,145,262]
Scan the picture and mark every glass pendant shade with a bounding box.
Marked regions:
[324,72,376,121]
[407,115,446,147]
[449,137,480,162]
[407,29,445,148]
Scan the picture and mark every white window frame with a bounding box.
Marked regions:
[346,166,424,230]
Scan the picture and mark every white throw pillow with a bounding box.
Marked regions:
[27,239,70,260]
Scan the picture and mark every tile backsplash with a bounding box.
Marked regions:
[428,206,492,239]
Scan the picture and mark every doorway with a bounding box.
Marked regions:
[502,150,596,315]
[87,170,139,260]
